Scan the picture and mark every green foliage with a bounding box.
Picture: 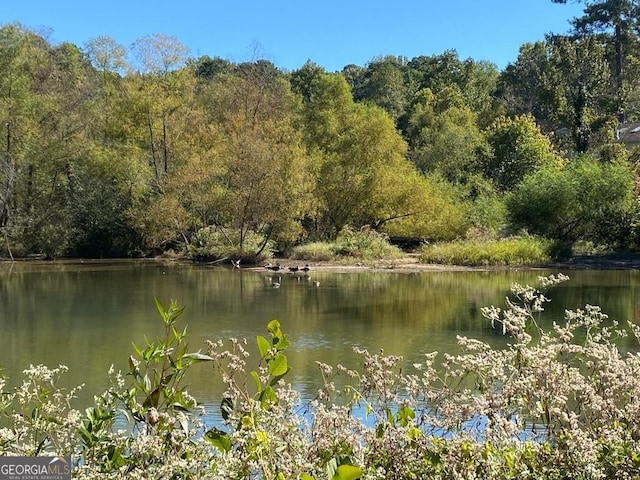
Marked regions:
[378,172,471,242]
[291,241,335,261]
[1,23,639,260]
[419,236,556,266]
[300,73,414,238]
[77,297,215,476]
[185,226,274,263]
[352,55,411,123]
[292,226,403,261]
[126,297,212,413]
[406,51,499,120]
[332,226,404,260]
[406,86,487,183]
[507,155,639,247]
[462,175,509,232]
[481,114,564,190]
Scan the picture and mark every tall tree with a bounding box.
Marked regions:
[128,34,191,181]
[498,36,617,153]
[548,35,617,152]
[0,25,108,256]
[407,51,499,120]
[405,86,487,184]
[552,0,640,120]
[199,60,308,253]
[481,114,564,191]
[507,155,637,247]
[296,71,455,239]
[84,36,129,142]
[496,42,560,133]
[353,55,411,123]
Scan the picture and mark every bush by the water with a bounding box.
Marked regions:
[184,226,274,263]
[3,275,640,478]
[292,226,403,262]
[419,236,557,266]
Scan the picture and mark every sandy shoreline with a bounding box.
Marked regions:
[247,252,640,274]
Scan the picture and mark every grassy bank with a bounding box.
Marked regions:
[418,236,560,267]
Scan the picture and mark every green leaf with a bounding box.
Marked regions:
[268,353,288,377]
[275,335,290,351]
[333,464,364,480]
[385,407,394,424]
[143,386,161,408]
[257,335,271,359]
[154,296,168,324]
[407,426,422,441]
[259,385,277,409]
[268,368,291,387]
[204,427,232,452]
[267,319,282,339]
[300,474,315,480]
[250,370,262,393]
[397,405,415,427]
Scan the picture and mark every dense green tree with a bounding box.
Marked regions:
[405,87,487,184]
[7,19,640,259]
[314,101,410,235]
[66,145,147,257]
[0,24,42,235]
[296,71,462,240]
[190,55,233,80]
[198,61,308,253]
[497,42,560,132]
[407,51,499,122]
[553,0,640,118]
[294,71,353,153]
[352,55,411,123]
[549,34,619,152]
[340,63,366,95]
[128,34,192,181]
[289,61,326,103]
[498,36,616,153]
[377,169,470,242]
[0,25,107,256]
[481,114,563,191]
[507,155,638,247]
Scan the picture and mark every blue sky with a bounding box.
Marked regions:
[4,1,585,72]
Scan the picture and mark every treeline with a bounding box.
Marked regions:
[2,2,640,260]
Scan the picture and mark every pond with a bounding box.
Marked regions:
[2,260,640,413]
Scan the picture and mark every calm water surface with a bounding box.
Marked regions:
[2,260,640,410]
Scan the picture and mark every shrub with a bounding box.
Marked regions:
[506,156,638,249]
[332,226,403,260]
[290,241,334,261]
[419,236,556,266]
[292,226,404,262]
